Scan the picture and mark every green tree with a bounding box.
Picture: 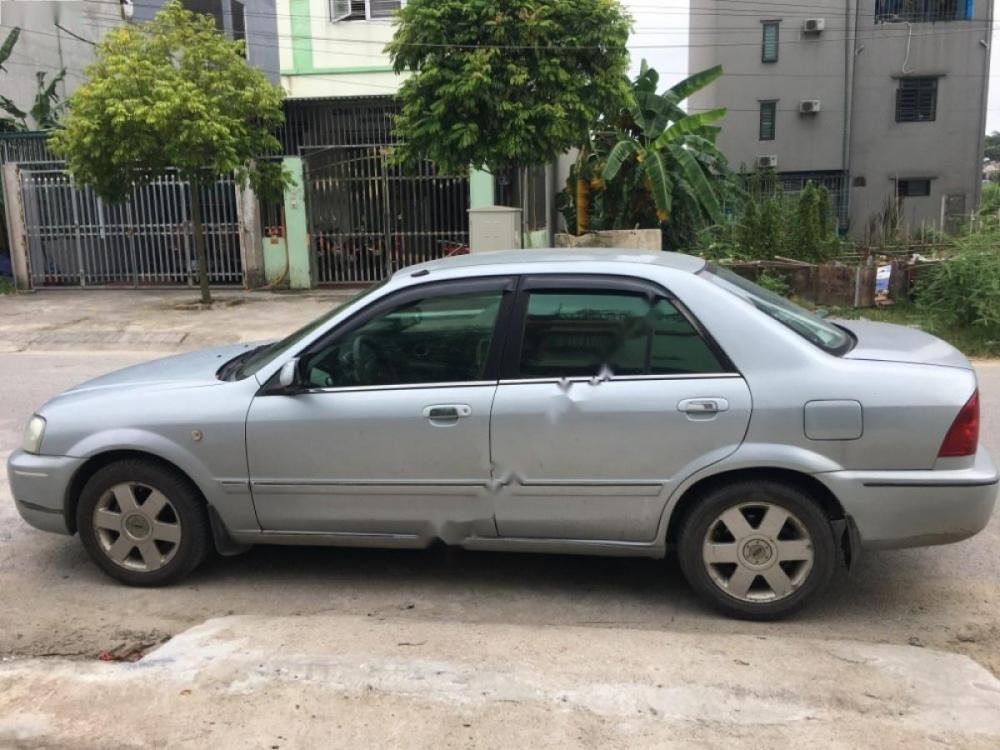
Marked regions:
[559,62,737,248]
[386,0,631,175]
[600,64,728,228]
[984,130,1000,163]
[50,1,287,303]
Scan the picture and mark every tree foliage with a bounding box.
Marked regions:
[50,1,288,301]
[386,0,632,174]
[558,61,739,250]
[984,130,1000,163]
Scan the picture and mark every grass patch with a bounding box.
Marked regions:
[0,276,13,295]
[828,304,1000,359]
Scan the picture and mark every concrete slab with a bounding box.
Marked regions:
[1,614,998,748]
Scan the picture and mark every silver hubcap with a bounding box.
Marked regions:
[702,502,814,603]
[93,482,181,572]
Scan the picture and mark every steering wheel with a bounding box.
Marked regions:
[351,334,396,384]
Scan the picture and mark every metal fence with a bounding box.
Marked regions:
[20,168,244,287]
[306,146,469,285]
[292,96,470,286]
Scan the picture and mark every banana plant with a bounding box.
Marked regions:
[601,64,728,225]
[0,28,66,132]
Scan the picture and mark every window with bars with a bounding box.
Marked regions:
[875,0,970,23]
[896,77,937,122]
[896,178,932,197]
[759,101,777,141]
[331,0,403,21]
[761,22,779,63]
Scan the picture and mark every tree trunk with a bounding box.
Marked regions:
[575,151,589,235]
[189,181,212,305]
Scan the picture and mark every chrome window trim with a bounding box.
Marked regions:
[497,373,744,386]
[292,372,741,394]
[298,380,498,395]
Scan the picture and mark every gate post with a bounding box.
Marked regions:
[235,180,265,289]
[282,156,312,289]
[2,163,31,291]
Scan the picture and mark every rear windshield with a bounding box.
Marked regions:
[702,264,854,356]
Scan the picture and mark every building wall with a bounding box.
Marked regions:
[277,0,407,98]
[688,0,851,174]
[849,0,992,234]
[689,0,993,238]
[132,0,280,84]
[0,0,121,125]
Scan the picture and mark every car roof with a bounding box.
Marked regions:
[394,249,706,279]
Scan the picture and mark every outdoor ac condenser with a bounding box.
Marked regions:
[799,100,822,114]
[802,18,826,32]
[755,155,779,169]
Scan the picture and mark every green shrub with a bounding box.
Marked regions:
[756,271,790,297]
[916,234,1000,330]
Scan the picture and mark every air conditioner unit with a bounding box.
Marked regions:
[755,155,778,169]
[799,99,821,114]
[802,18,826,33]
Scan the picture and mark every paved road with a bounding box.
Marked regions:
[1,351,998,682]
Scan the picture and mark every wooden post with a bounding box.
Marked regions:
[2,163,31,291]
[235,180,264,289]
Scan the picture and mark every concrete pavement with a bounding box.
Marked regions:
[2,614,1000,748]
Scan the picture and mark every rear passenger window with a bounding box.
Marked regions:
[517,290,725,378]
[649,298,726,375]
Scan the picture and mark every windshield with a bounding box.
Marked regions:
[702,264,854,356]
[233,281,389,379]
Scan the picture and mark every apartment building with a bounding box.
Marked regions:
[689,0,993,237]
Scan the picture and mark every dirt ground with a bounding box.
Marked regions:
[1,289,999,746]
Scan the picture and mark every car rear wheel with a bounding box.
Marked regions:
[677,479,836,620]
[77,459,211,586]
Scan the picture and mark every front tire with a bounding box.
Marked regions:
[677,479,836,620]
[76,459,211,587]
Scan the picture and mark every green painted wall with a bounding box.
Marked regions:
[282,157,312,289]
[524,228,549,249]
[288,0,313,73]
[261,236,289,286]
[469,168,494,209]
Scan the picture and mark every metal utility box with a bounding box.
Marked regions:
[468,206,522,253]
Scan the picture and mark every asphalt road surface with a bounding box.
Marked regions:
[1,351,998,681]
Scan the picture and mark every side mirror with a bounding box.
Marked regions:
[278,358,301,388]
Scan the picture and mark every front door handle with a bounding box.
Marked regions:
[678,398,729,414]
[423,404,472,420]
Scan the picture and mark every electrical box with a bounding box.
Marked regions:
[755,155,778,169]
[468,206,523,253]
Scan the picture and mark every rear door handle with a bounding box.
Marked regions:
[678,398,729,414]
[423,404,472,420]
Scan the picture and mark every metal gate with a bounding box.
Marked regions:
[306,147,469,285]
[20,168,244,287]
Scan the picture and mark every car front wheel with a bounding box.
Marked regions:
[77,459,211,586]
[677,479,837,620]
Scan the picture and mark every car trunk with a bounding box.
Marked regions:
[833,319,972,370]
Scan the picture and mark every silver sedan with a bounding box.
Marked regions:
[7,251,997,619]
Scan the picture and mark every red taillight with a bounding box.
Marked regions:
[939,390,980,458]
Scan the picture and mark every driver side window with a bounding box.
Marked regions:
[302,288,504,388]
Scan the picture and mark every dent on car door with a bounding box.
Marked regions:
[245,277,516,539]
[489,276,752,543]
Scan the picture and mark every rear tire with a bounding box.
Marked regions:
[77,459,211,587]
[677,479,836,620]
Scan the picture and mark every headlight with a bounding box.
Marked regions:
[22,415,46,454]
